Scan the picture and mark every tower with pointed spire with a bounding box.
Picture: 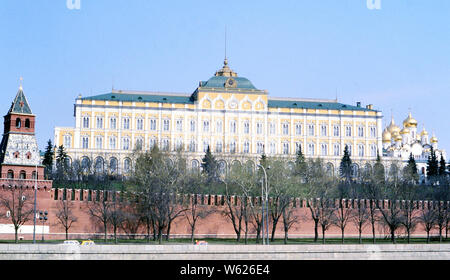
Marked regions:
[0,84,45,181]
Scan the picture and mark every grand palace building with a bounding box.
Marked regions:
[53,59,445,179]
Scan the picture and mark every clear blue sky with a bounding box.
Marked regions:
[0,0,449,156]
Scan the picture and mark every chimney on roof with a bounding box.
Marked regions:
[366,104,373,110]
[356,102,361,107]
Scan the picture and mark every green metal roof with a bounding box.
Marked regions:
[81,92,194,104]
[268,99,378,112]
[8,88,33,115]
[200,76,257,90]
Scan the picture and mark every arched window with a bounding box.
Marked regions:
[110,157,118,174]
[81,157,91,172]
[25,119,30,128]
[32,171,38,180]
[94,157,104,173]
[7,170,14,179]
[123,158,131,173]
[191,160,199,172]
[16,118,21,128]
[19,170,26,179]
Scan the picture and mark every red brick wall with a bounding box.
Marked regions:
[0,187,448,241]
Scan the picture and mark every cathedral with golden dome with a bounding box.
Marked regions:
[382,112,446,181]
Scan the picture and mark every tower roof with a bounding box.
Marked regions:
[8,87,33,115]
[199,59,258,90]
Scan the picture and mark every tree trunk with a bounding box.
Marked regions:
[104,224,107,243]
[371,221,376,244]
[341,228,345,244]
[322,227,326,244]
[314,220,319,243]
[427,231,430,243]
[190,225,195,244]
[284,226,288,244]
[359,229,362,244]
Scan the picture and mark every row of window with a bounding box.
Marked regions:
[70,135,378,157]
[81,116,377,138]
[6,170,38,179]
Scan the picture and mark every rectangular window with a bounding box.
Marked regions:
[345,126,352,137]
[358,126,364,137]
[282,142,289,154]
[216,120,223,133]
[83,117,90,129]
[243,121,250,134]
[110,118,117,129]
[282,123,289,135]
[122,138,130,150]
[308,124,315,136]
[162,139,170,151]
[82,137,89,149]
[243,141,250,153]
[333,125,340,137]
[270,142,276,154]
[96,136,103,149]
[370,144,377,157]
[333,144,340,156]
[307,143,315,156]
[96,117,103,129]
[295,123,302,135]
[203,120,210,133]
[109,137,116,149]
[321,144,327,156]
[257,142,264,154]
[216,141,223,153]
[150,119,157,131]
[370,126,376,138]
[176,138,183,151]
[230,121,236,134]
[358,144,365,157]
[137,119,144,130]
[64,135,71,148]
[269,122,276,135]
[256,122,263,135]
[230,141,236,153]
[203,140,209,153]
[295,142,302,154]
[123,118,130,130]
[190,120,196,132]
[321,125,327,137]
[163,119,170,131]
[176,120,183,132]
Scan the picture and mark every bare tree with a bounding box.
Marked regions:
[417,205,437,243]
[281,196,300,244]
[400,200,419,244]
[351,200,370,244]
[55,199,78,240]
[86,196,111,243]
[318,199,337,244]
[334,199,354,244]
[0,187,34,243]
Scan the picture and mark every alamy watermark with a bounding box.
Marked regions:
[367,0,381,10]
[67,0,81,10]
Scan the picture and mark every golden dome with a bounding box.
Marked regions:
[400,127,410,134]
[394,134,403,142]
[387,117,401,134]
[430,136,438,143]
[420,127,428,136]
[403,112,418,128]
[382,129,392,142]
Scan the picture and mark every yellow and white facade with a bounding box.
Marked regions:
[54,59,383,176]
